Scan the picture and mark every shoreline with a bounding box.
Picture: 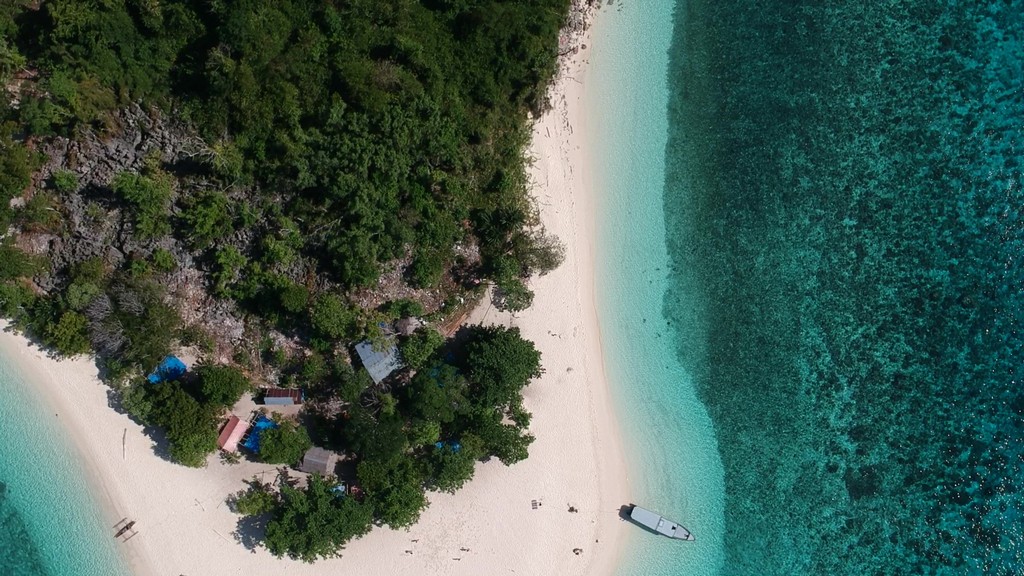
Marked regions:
[0,5,632,576]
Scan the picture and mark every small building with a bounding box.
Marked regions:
[262,388,303,406]
[300,446,340,476]
[147,356,187,384]
[354,340,402,384]
[217,415,249,453]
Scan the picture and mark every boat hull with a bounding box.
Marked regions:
[629,505,695,541]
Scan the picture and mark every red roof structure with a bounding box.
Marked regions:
[263,388,303,405]
[217,415,249,453]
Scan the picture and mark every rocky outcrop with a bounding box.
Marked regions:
[36,103,198,188]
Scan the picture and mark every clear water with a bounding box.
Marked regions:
[0,348,130,576]
[587,1,725,575]
[593,0,1024,574]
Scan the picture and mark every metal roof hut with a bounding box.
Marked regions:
[354,340,402,384]
[217,415,249,453]
[263,388,303,406]
[300,447,340,476]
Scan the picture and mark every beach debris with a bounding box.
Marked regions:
[573,548,583,555]
[568,505,578,513]
[531,499,543,509]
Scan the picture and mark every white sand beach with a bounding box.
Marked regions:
[0,8,630,576]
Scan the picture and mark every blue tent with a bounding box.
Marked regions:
[434,440,462,453]
[147,356,187,384]
[241,415,278,453]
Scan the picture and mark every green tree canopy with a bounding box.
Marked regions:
[196,364,250,407]
[259,419,313,465]
[401,363,466,425]
[463,325,541,410]
[356,456,427,529]
[147,381,218,467]
[397,327,444,371]
[310,293,356,340]
[264,474,374,562]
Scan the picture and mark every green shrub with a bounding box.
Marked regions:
[151,248,177,272]
[112,171,172,240]
[182,190,233,248]
[51,170,78,192]
[45,311,91,356]
[279,281,309,314]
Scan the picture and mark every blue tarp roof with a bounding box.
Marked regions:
[147,356,187,384]
[241,415,278,453]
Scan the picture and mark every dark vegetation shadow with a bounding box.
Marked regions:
[232,513,271,553]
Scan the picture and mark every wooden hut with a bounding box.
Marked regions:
[300,447,340,475]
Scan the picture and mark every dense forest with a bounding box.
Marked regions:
[0,0,575,561]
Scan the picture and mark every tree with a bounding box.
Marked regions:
[310,294,356,340]
[147,381,218,467]
[471,411,534,465]
[231,480,278,516]
[342,408,408,462]
[357,456,428,529]
[463,325,542,410]
[197,364,250,407]
[259,419,313,465]
[401,363,466,425]
[397,327,444,371]
[264,474,374,562]
[45,311,91,356]
[118,380,153,425]
[426,447,476,493]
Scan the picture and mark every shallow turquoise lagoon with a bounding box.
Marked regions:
[0,347,129,576]
[587,1,725,575]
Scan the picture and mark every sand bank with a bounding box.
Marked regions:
[0,7,630,576]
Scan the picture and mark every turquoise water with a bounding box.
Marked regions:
[0,348,130,576]
[594,0,1024,574]
[587,1,725,575]
[656,0,1022,574]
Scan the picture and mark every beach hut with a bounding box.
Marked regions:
[147,356,187,384]
[354,340,402,384]
[299,447,340,475]
[262,388,303,406]
[217,415,249,453]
